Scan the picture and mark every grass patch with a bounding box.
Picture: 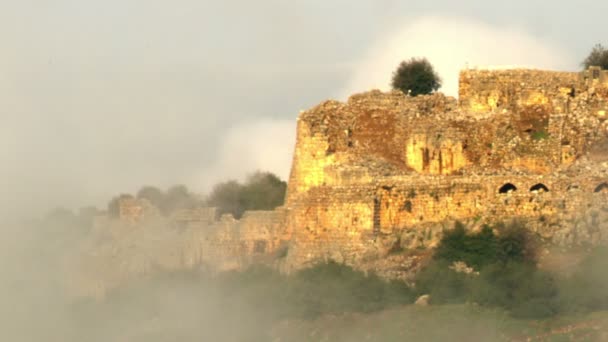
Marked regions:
[532,130,550,140]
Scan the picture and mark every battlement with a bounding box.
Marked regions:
[458,67,608,114]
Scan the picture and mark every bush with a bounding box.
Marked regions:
[582,43,608,70]
[240,172,287,212]
[136,186,164,209]
[417,221,556,318]
[470,262,558,319]
[532,130,549,140]
[106,171,284,219]
[207,171,287,219]
[211,261,415,320]
[162,185,200,214]
[391,58,441,96]
[414,261,470,304]
[494,221,539,265]
[433,221,538,268]
[433,223,498,269]
[287,261,414,318]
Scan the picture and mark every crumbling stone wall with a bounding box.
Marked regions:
[118,197,159,223]
[458,69,581,114]
[185,209,290,271]
[282,67,608,277]
[75,201,289,298]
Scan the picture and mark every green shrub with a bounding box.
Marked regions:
[207,171,287,219]
[203,262,415,320]
[417,221,556,318]
[136,186,165,209]
[391,58,442,96]
[494,221,539,264]
[470,262,558,319]
[433,223,499,269]
[414,261,470,304]
[287,261,414,318]
[582,43,608,70]
[532,130,549,140]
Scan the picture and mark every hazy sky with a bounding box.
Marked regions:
[1,0,607,218]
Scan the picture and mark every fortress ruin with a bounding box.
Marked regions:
[77,67,608,296]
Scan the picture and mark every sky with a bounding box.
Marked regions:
[1,0,607,219]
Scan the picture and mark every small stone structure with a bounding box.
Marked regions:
[77,67,608,296]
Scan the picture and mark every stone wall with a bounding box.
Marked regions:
[118,197,159,223]
[458,69,581,114]
[74,203,289,298]
[281,67,608,277]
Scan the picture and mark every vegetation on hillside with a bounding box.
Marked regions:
[416,221,608,319]
[70,262,414,341]
[18,209,608,341]
[415,221,558,318]
[67,233,608,341]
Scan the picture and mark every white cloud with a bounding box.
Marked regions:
[340,16,577,98]
[193,119,296,191]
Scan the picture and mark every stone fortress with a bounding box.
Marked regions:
[77,66,608,296]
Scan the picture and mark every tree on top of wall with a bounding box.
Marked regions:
[391,58,442,96]
[582,43,608,70]
[136,186,164,209]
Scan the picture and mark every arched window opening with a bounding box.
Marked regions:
[594,183,608,193]
[499,183,517,194]
[530,183,549,192]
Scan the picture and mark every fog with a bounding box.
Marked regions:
[4,211,608,341]
[3,2,608,340]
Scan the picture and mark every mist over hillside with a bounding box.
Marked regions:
[4,201,608,341]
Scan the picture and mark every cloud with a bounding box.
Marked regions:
[193,119,296,191]
[340,16,577,98]
[0,12,583,221]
